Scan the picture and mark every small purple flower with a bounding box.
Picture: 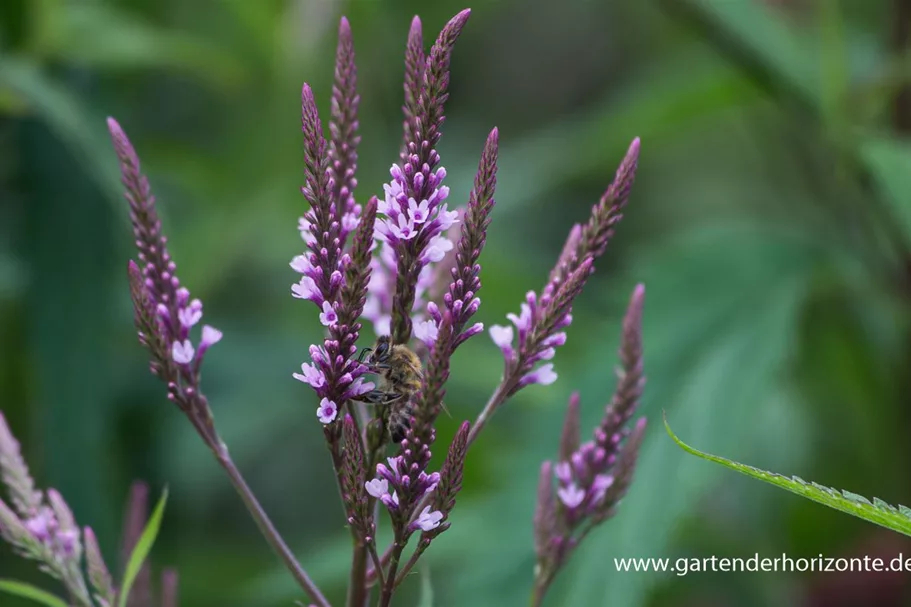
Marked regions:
[171,340,194,364]
[293,363,326,388]
[420,234,454,264]
[200,325,223,349]
[408,198,430,223]
[341,212,360,234]
[365,478,389,499]
[24,507,55,542]
[298,217,317,245]
[489,325,514,357]
[413,319,439,346]
[554,461,572,484]
[317,398,338,424]
[591,473,614,505]
[347,377,374,397]
[292,276,320,301]
[290,255,313,274]
[521,363,558,387]
[319,301,339,327]
[178,300,203,329]
[388,214,418,241]
[556,484,585,509]
[413,506,444,532]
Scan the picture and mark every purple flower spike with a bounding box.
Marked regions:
[531,284,648,603]
[387,9,471,345]
[110,119,221,424]
[445,127,498,351]
[0,412,42,516]
[294,84,377,420]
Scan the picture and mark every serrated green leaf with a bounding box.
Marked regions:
[664,414,911,537]
[0,580,68,607]
[117,488,169,607]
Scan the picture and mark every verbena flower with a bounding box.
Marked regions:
[531,285,648,605]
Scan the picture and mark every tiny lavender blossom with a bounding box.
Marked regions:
[530,285,648,607]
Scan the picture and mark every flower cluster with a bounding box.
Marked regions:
[365,455,441,530]
[531,285,648,604]
[94,8,647,607]
[0,413,178,607]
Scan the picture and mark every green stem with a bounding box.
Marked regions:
[214,444,330,607]
[378,537,405,607]
[347,542,368,607]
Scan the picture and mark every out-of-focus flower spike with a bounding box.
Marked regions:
[548,224,583,287]
[558,393,581,464]
[598,418,647,518]
[46,489,80,553]
[401,16,425,162]
[84,527,115,605]
[533,461,556,560]
[0,412,42,516]
[596,284,645,451]
[535,256,594,339]
[0,496,32,546]
[329,16,361,237]
[161,569,179,607]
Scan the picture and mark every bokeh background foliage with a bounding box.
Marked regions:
[3,0,911,605]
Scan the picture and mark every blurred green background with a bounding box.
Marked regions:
[4,0,911,605]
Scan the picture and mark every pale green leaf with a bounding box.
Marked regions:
[117,488,169,607]
[417,565,434,607]
[0,580,68,607]
[860,136,911,243]
[664,414,911,537]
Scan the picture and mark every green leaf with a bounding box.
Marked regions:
[0,56,124,216]
[117,488,169,607]
[664,413,911,537]
[0,580,69,607]
[860,136,911,244]
[417,566,434,607]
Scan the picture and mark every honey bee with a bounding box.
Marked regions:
[355,335,423,443]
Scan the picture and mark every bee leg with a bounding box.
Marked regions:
[359,390,403,405]
[357,347,373,363]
